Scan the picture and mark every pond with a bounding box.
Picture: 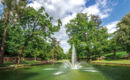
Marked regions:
[0,63,130,80]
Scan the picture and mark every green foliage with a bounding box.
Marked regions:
[5,25,25,56]
[117,13,130,54]
[1,0,129,63]
[0,0,63,62]
[49,38,65,60]
[66,13,109,60]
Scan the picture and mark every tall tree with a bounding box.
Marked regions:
[108,33,121,59]
[15,6,61,64]
[117,13,130,54]
[0,0,18,64]
[50,38,60,60]
[66,13,109,62]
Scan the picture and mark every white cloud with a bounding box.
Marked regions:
[28,0,86,53]
[28,0,114,53]
[105,21,119,33]
[83,4,99,15]
[98,0,107,7]
[82,0,112,19]
[62,13,77,25]
[28,1,42,10]
[28,0,86,19]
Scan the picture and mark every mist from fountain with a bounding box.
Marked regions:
[71,44,81,69]
[44,44,98,76]
[53,45,81,75]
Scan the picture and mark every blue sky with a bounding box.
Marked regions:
[0,0,130,52]
[101,0,130,25]
[0,2,3,15]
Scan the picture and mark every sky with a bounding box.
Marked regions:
[0,0,130,53]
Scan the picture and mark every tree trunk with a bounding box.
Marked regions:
[0,11,9,64]
[113,49,116,59]
[34,56,37,61]
[86,47,91,62]
[16,46,24,64]
[94,54,97,60]
[87,54,91,62]
[16,31,34,64]
[52,54,55,64]
[22,57,25,61]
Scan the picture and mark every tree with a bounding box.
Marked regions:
[15,6,61,64]
[50,38,59,60]
[117,13,130,54]
[66,13,109,62]
[5,24,25,57]
[93,28,109,59]
[0,0,18,64]
[56,46,65,60]
[107,33,121,59]
[49,38,65,60]
[0,0,62,64]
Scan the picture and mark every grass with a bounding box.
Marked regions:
[0,60,41,67]
[0,59,68,68]
[92,59,130,64]
[104,51,127,60]
[92,51,130,65]
[0,61,14,67]
[20,60,41,64]
[54,59,69,62]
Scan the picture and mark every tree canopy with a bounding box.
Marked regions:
[117,13,130,54]
[66,13,109,61]
[0,0,63,64]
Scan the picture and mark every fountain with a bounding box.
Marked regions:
[44,44,98,76]
[72,44,77,66]
[71,44,81,69]
[52,45,81,75]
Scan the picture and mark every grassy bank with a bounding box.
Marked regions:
[104,51,127,60]
[0,60,41,67]
[91,51,130,66]
[92,59,130,64]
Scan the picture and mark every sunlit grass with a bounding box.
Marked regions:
[92,51,130,64]
[104,51,127,59]
[92,59,130,64]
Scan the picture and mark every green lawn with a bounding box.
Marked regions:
[92,51,130,65]
[92,59,130,64]
[0,60,41,67]
[104,51,127,60]
[0,61,14,67]
[20,60,41,64]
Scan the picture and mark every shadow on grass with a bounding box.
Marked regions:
[93,65,130,80]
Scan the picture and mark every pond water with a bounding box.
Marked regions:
[0,63,130,80]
